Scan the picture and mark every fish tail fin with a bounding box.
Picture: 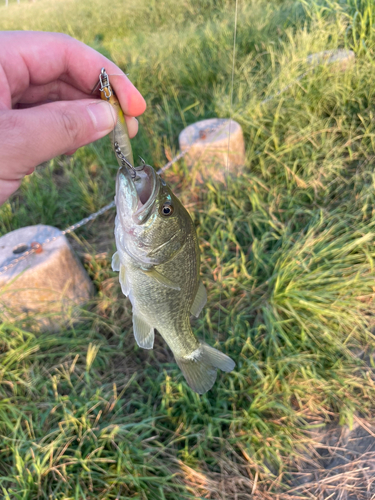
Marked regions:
[175,343,235,395]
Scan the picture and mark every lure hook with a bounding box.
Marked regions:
[114,142,137,179]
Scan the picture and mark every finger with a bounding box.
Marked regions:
[66,116,138,155]
[0,99,117,182]
[64,116,137,158]
[16,83,142,139]
[16,80,90,106]
[0,31,146,117]
[0,179,22,206]
[126,116,139,139]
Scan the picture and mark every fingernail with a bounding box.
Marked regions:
[87,101,117,133]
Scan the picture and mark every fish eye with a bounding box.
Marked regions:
[160,203,174,217]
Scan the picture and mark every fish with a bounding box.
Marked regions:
[98,68,235,394]
[112,163,235,394]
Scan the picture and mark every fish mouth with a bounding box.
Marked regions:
[116,163,160,225]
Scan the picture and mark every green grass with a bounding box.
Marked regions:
[2,0,375,497]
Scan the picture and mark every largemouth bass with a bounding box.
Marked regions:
[99,69,235,394]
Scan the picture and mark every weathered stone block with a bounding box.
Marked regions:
[306,49,355,71]
[178,118,246,184]
[0,225,94,330]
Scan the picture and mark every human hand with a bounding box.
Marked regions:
[0,31,146,205]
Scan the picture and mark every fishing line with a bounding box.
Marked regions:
[216,3,238,493]
[217,0,239,349]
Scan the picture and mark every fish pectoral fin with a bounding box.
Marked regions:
[119,264,130,297]
[112,251,120,272]
[142,267,181,291]
[113,251,130,297]
[190,280,207,318]
[133,313,155,349]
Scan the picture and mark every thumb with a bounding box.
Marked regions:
[0,99,117,202]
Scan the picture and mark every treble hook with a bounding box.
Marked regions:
[114,142,137,179]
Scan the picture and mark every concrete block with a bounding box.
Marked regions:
[306,49,355,72]
[0,225,94,330]
[178,118,245,184]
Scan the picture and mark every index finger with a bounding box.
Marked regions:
[0,31,146,116]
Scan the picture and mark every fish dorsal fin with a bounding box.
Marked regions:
[119,265,129,297]
[112,251,120,272]
[133,313,154,349]
[142,267,181,291]
[190,281,207,318]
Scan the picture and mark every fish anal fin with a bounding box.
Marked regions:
[190,281,207,318]
[112,251,120,272]
[133,313,154,349]
[143,267,181,291]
